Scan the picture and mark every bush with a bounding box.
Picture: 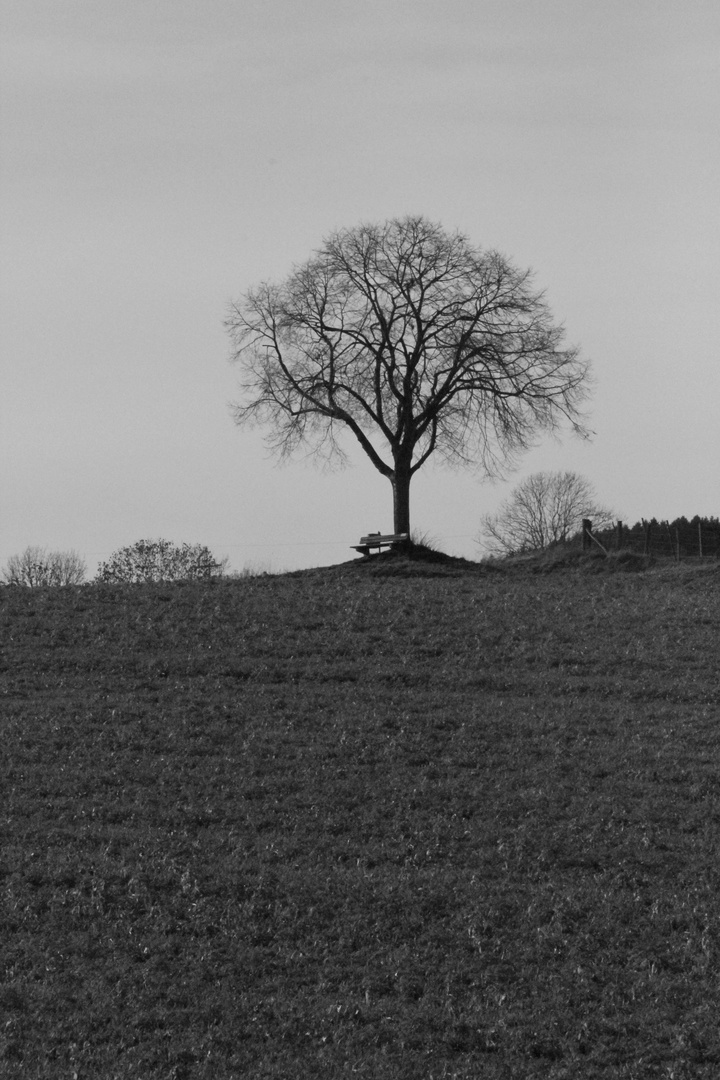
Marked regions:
[2,546,87,587]
[95,539,228,584]
[480,471,614,556]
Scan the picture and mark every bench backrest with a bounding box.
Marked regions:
[359,533,408,545]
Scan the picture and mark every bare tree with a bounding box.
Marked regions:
[95,539,228,583]
[3,546,86,586]
[479,471,614,556]
[227,216,591,537]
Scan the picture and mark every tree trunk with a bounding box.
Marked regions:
[391,466,412,537]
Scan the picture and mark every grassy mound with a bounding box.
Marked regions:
[345,539,483,576]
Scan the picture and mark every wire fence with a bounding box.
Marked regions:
[582,517,720,560]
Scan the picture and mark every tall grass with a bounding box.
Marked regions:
[1,560,719,1077]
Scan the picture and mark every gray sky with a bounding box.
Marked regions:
[2,0,718,573]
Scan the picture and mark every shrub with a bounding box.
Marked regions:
[95,539,227,584]
[2,546,87,587]
[480,471,614,556]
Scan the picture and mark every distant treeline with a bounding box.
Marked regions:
[588,516,720,559]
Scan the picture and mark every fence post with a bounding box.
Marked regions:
[582,519,592,551]
[675,527,681,562]
[698,521,703,559]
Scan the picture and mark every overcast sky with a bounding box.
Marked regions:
[2,0,718,574]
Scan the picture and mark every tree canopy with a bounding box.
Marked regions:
[227,216,591,535]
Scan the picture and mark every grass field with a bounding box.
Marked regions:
[2,553,719,1078]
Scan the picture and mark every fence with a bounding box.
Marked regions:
[582,518,720,560]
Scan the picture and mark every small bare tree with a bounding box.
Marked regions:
[3,546,87,586]
[227,216,591,537]
[480,471,613,556]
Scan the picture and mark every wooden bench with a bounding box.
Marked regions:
[352,532,409,556]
